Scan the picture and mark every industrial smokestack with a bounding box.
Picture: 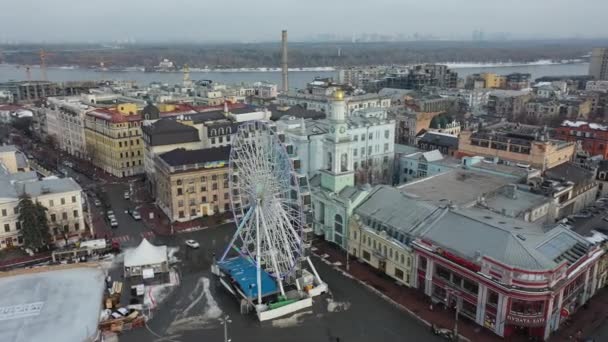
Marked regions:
[281,30,289,93]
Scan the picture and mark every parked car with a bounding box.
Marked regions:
[185,239,200,249]
[131,210,141,220]
[123,191,130,200]
[110,219,118,228]
[94,199,102,207]
[573,213,592,219]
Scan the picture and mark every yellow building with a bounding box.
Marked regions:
[154,146,231,222]
[458,126,575,171]
[0,145,29,174]
[84,108,144,178]
[346,185,443,288]
[482,73,507,89]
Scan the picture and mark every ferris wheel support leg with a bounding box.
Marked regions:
[220,205,255,262]
[259,208,286,297]
[306,256,324,285]
[255,206,262,305]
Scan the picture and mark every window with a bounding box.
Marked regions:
[384,143,389,152]
[361,134,365,141]
[202,196,207,202]
[51,214,56,222]
[385,130,390,139]
[213,194,218,201]
[1,209,5,217]
[487,290,499,306]
[62,212,68,220]
[400,254,405,264]
[368,146,372,155]
[353,148,358,156]
[369,133,373,140]
[119,142,122,148]
[463,278,479,294]
[224,193,229,200]
[49,200,54,207]
[74,223,80,231]
[201,186,207,192]
[219,136,223,143]
[4,224,9,232]
[178,211,184,218]
[178,200,184,207]
[16,222,21,230]
[73,210,79,218]
[72,196,76,203]
[212,175,218,181]
[363,251,371,261]
[394,268,404,280]
[419,256,427,270]
[177,179,183,186]
[354,135,358,141]
[13,207,18,215]
[189,199,196,206]
[212,183,218,190]
[177,188,183,196]
[361,147,365,156]
[334,214,343,234]
[201,176,207,182]
[436,265,450,281]
[211,138,216,145]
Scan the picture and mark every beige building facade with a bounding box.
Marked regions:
[155,147,231,222]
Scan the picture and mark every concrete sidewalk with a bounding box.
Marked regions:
[314,241,515,342]
[314,240,607,342]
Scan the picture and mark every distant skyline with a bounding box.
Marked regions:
[0,0,607,43]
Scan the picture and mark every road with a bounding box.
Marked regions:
[15,137,442,342]
[120,225,442,342]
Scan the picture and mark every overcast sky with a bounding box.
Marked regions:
[0,0,606,42]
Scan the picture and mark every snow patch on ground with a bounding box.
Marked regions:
[332,261,343,266]
[167,247,180,264]
[326,298,351,312]
[320,253,329,259]
[270,311,313,328]
[98,252,124,272]
[167,277,223,334]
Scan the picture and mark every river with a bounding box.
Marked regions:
[0,63,590,89]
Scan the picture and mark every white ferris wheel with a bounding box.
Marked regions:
[219,121,312,301]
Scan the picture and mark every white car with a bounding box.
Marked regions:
[131,210,141,220]
[185,239,200,249]
[94,199,101,207]
[110,219,118,228]
[124,191,130,200]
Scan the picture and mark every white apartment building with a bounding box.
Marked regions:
[276,106,395,184]
[278,92,391,116]
[46,97,91,158]
[586,80,608,93]
[0,155,86,249]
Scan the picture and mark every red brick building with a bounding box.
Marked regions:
[555,121,608,159]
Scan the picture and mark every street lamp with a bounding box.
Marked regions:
[219,315,232,342]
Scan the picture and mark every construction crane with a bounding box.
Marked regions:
[39,48,51,82]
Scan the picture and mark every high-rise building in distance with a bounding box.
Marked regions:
[589,48,608,80]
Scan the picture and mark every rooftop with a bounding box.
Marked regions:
[141,119,200,147]
[87,108,142,123]
[419,209,590,270]
[480,185,549,221]
[159,146,230,167]
[561,120,608,131]
[545,162,594,187]
[399,168,515,207]
[355,185,441,237]
[0,266,105,342]
[268,104,326,121]
[418,131,459,148]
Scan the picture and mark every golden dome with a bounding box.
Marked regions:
[333,89,344,101]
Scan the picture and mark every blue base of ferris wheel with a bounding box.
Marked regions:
[217,256,279,300]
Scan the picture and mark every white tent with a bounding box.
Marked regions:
[124,238,168,268]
